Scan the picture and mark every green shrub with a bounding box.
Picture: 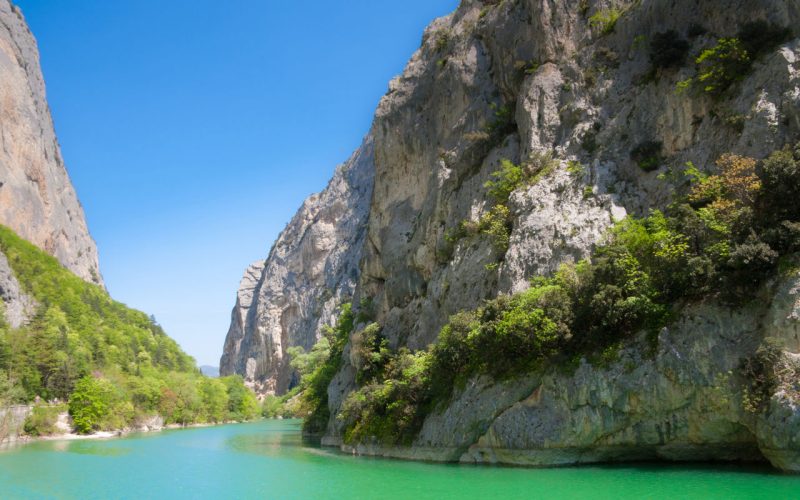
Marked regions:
[340,349,431,446]
[199,377,229,423]
[449,154,557,259]
[485,159,524,203]
[687,23,707,38]
[689,22,790,97]
[479,205,513,253]
[567,160,587,178]
[333,142,800,447]
[649,30,691,69]
[0,224,258,431]
[589,8,622,35]
[23,403,66,436]
[758,146,800,230]
[222,375,259,421]
[68,376,122,434]
[351,323,391,385]
[695,38,750,95]
[262,387,302,419]
[723,112,746,132]
[294,304,354,435]
[581,122,602,155]
[434,29,451,53]
[742,338,783,413]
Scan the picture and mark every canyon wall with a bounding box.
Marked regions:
[0,0,102,286]
[223,0,800,470]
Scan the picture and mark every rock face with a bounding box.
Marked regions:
[219,138,374,394]
[0,249,33,327]
[0,404,31,444]
[342,273,800,470]
[0,0,102,286]
[223,0,800,470]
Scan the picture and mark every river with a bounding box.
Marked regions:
[0,420,796,499]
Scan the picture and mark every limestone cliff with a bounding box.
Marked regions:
[223,0,800,470]
[219,138,374,394]
[0,0,102,286]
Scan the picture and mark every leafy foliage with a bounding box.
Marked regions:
[22,403,66,436]
[262,387,301,419]
[334,142,800,444]
[485,159,524,203]
[741,339,783,413]
[695,38,751,96]
[351,323,391,385]
[684,21,791,97]
[440,152,561,256]
[290,303,354,435]
[0,225,258,433]
[68,375,130,433]
[589,8,621,35]
[222,375,260,422]
[737,20,792,58]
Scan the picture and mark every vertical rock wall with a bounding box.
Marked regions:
[219,138,374,394]
[0,1,102,286]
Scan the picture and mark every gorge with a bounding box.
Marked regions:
[220,0,800,472]
[1,0,800,494]
[0,0,258,444]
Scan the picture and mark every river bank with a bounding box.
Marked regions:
[0,404,248,448]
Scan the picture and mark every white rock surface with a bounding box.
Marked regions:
[219,138,374,394]
[0,0,102,285]
[0,248,33,327]
[223,0,800,471]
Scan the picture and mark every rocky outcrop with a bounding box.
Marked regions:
[0,1,102,285]
[219,138,374,394]
[338,272,800,471]
[0,249,33,327]
[327,0,800,461]
[224,0,800,470]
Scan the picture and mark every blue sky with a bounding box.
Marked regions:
[16,0,459,366]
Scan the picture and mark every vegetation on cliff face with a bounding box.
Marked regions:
[0,225,258,434]
[678,21,792,96]
[325,143,800,446]
[443,152,559,259]
[284,303,354,435]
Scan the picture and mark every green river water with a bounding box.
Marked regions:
[0,419,797,499]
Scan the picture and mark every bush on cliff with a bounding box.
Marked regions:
[683,21,792,97]
[335,141,800,446]
[289,303,354,435]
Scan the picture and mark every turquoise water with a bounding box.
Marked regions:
[0,420,797,499]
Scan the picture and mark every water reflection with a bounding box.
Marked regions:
[225,420,342,463]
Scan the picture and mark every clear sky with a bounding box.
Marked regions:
[15,0,459,366]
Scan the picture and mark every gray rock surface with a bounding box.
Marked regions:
[223,0,800,470]
[219,138,374,394]
[0,404,31,444]
[0,0,102,285]
[0,248,33,327]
